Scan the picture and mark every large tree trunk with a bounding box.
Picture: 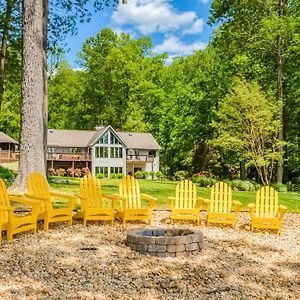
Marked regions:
[10,0,48,193]
[0,0,15,111]
[276,0,285,184]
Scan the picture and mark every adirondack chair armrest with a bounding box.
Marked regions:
[102,194,119,209]
[232,200,242,213]
[278,205,287,219]
[8,195,42,215]
[202,199,210,211]
[0,205,13,211]
[248,203,255,218]
[168,197,175,209]
[49,192,76,209]
[141,193,157,207]
[115,194,127,209]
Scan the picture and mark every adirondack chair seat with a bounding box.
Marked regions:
[117,176,156,224]
[27,172,76,231]
[75,175,118,225]
[168,180,204,226]
[248,186,287,234]
[0,179,40,244]
[205,182,241,228]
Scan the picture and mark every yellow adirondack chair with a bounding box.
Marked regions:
[205,182,241,228]
[248,186,287,234]
[117,176,156,224]
[0,178,39,243]
[168,180,203,225]
[26,172,76,231]
[75,175,118,225]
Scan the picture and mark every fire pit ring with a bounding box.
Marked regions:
[126,228,204,257]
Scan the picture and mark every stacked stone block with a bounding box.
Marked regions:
[126,228,204,257]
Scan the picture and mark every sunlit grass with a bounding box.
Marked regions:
[49,177,300,212]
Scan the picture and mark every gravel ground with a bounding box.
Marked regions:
[0,211,299,300]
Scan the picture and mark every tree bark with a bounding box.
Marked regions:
[10,0,48,193]
[0,0,15,111]
[276,0,285,184]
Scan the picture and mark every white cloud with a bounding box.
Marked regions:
[153,36,206,56]
[183,19,204,35]
[112,0,204,35]
[200,0,211,4]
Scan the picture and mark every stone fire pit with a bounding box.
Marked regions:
[126,228,204,257]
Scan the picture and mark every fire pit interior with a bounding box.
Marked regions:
[126,228,203,257]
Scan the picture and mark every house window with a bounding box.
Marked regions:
[110,167,123,174]
[95,166,108,177]
[149,150,156,157]
[110,147,123,158]
[99,132,108,144]
[110,133,120,145]
[95,146,108,158]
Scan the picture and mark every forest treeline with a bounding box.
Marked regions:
[1,0,300,184]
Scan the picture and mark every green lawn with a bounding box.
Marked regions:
[50,177,300,213]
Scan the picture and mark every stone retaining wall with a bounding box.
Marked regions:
[126,228,204,257]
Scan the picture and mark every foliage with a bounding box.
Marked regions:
[272,183,288,193]
[56,168,66,176]
[192,176,217,188]
[134,171,144,179]
[0,166,16,183]
[227,180,257,192]
[174,170,189,181]
[212,79,284,185]
[156,171,163,180]
[96,173,104,179]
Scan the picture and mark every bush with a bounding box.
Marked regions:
[96,173,104,179]
[272,183,288,192]
[56,168,66,176]
[48,168,56,176]
[82,167,91,176]
[74,168,82,177]
[0,166,16,184]
[193,176,217,187]
[149,171,155,179]
[110,173,118,179]
[142,171,149,179]
[135,171,145,179]
[156,171,163,180]
[117,173,124,179]
[67,167,75,177]
[228,180,256,191]
[174,170,189,181]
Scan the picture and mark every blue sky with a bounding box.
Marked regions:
[64,0,214,67]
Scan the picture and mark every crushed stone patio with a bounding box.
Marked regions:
[0,211,299,299]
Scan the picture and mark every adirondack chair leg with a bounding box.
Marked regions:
[83,219,87,226]
[123,218,126,225]
[68,219,72,227]
[33,227,37,234]
[111,220,114,225]
[197,219,200,226]
[7,229,13,241]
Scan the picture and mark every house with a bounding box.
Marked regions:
[47,126,160,177]
[0,132,19,162]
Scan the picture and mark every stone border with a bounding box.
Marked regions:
[126,228,204,257]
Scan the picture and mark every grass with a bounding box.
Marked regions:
[49,177,300,213]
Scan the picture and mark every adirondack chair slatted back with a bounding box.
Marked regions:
[119,176,141,210]
[175,180,197,209]
[256,186,278,218]
[210,182,232,213]
[28,172,50,201]
[80,175,106,209]
[0,179,11,223]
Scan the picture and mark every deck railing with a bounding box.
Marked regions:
[126,155,155,163]
[0,151,19,162]
[47,153,92,161]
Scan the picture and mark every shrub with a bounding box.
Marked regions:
[142,171,149,179]
[193,176,216,187]
[135,170,144,179]
[156,171,163,180]
[0,166,16,184]
[174,170,189,181]
[56,168,66,176]
[48,168,56,176]
[272,183,287,192]
[96,173,104,179]
[149,171,155,179]
[117,173,124,179]
[110,173,118,179]
[82,167,91,176]
[74,168,82,177]
[67,167,75,177]
[228,180,256,191]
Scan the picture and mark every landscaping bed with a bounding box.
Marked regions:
[0,211,299,299]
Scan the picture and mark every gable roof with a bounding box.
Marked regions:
[0,132,18,144]
[48,127,160,150]
[117,132,161,150]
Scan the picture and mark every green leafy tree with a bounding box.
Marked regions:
[213,80,284,185]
